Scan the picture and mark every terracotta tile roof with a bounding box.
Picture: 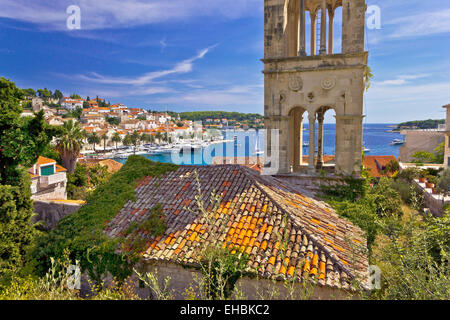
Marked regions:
[55,164,67,173]
[363,156,397,178]
[37,156,57,165]
[98,159,123,173]
[105,165,368,289]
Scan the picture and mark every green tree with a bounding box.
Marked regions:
[70,94,82,99]
[130,131,140,155]
[437,168,450,196]
[0,78,54,283]
[100,133,108,152]
[22,88,36,98]
[88,132,101,152]
[0,78,54,185]
[122,134,132,148]
[52,89,63,101]
[37,88,52,101]
[433,142,445,164]
[411,151,436,164]
[55,120,85,174]
[112,132,122,150]
[155,132,162,144]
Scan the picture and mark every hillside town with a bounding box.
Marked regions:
[0,0,449,306]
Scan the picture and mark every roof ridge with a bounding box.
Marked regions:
[236,166,358,280]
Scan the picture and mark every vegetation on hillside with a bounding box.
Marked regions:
[395,119,445,130]
[31,156,178,283]
[0,77,57,286]
[320,165,449,300]
[168,111,262,122]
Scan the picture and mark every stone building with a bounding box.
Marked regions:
[444,104,450,167]
[399,129,445,163]
[29,156,68,201]
[263,0,368,176]
[105,165,369,299]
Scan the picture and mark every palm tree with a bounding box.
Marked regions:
[130,130,140,155]
[112,132,122,150]
[88,132,101,152]
[155,132,162,145]
[100,133,108,152]
[55,120,84,173]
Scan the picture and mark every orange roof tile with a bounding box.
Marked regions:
[105,165,369,290]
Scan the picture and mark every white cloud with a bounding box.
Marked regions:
[0,0,262,30]
[77,46,215,86]
[156,84,263,108]
[375,74,429,86]
[388,9,450,38]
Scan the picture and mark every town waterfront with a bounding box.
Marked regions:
[112,123,405,165]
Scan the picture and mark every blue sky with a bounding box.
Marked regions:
[0,0,449,123]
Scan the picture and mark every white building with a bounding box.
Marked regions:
[29,156,67,200]
[61,97,84,111]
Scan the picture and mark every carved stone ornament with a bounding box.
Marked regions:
[306,91,315,103]
[288,75,303,92]
[279,91,287,104]
[321,77,336,90]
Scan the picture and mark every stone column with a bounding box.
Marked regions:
[328,7,334,54]
[292,109,303,171]
[308,113,316,172]
[298,0,306,56]
[319,0,327,55]
[310,10,317,55]
[316,111,325,169]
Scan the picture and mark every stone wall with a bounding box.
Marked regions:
[33,200,83,230]
[399,130,445,163]
[125,261,353,300]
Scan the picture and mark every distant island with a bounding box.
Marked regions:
[391,119,445,131]
[167,111,264,129]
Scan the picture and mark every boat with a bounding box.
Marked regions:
[390,139,405,146]
[363,147,371,153]
[253,136,264,156]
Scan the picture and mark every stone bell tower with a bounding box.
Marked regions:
[263,0,368,176]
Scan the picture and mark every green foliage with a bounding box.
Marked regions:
[320,175,368,202]
[52,89,63,101]
[396,119,445,130]
[106,117,120,126]
[55,120,85,173]
[22,88,36,98]
[411,151,436,164]
[0,77,54,185]
[0,170,37,285]
[37,88,52,100]
[31,156,178,283]
[374,215,450,300]
[70,94,82,99]
[123,204,167,254]
[367,178,403,218]
[169,111,263,123]
[67,163,111,200]
[434,142,445,164]
[382,159,400,175]
[437,168,450,195]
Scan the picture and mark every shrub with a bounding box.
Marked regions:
[30,156,178,283]
[367,178,403,218]
[375,215,449,300]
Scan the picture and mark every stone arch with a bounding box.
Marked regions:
[287,106,308,172]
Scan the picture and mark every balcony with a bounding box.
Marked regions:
[39,172,66,188]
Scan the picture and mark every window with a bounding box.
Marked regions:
[40,165,55,176]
